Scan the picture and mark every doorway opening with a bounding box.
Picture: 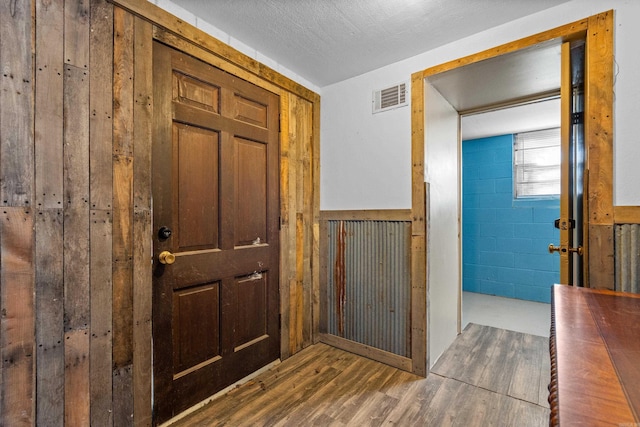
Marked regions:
[460,99,562,337]
[412,11,614,368]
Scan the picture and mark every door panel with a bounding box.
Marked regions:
[235,138,268,246]
[175,124,219,250]
[153,42,280,423]
[172,283,221,376]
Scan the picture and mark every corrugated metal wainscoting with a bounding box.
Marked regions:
[615,224,640,293]
[324,219,411,357]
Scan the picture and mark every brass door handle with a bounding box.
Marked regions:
[548,244,561,254]
[548,244,583,256]
[158,250,176,265]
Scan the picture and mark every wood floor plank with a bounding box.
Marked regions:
[538,336,551,407]
[168,325,550,427]
[508,333,544,403]
[346,391,398,426]
[383,374,444,425]
[431,323,490,379]
[477,329,524,394]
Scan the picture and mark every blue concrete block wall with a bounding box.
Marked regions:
[462,134,559,303]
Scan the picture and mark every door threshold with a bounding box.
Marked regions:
[158,359,282,427]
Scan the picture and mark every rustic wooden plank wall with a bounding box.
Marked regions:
[283,93,315,356]
[1,0,36,425]
[0,0,319,424]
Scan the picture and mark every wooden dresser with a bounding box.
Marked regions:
[549,285,640,426]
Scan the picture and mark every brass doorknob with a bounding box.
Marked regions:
[548,244,561,254]
[548,244,583,256]
[569,246,584,256]
[158,251,176,265]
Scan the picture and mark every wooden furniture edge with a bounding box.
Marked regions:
[549,284,639,426]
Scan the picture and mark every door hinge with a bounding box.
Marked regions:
[572,112,584,125]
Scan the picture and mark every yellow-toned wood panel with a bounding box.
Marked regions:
[279,93,293,359]
[410,72,426,376]
[421,18,588,79]
[321,210,412,221]
[585,11,614,286]
[311,97,321,345]
[282,92,316,356]
[588,224,614,290]
[585,11,614,226]
[614,206,640,224]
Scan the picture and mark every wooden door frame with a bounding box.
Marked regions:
[110,0,320,423]
[410,11,614,372]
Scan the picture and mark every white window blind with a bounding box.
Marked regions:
[514,128,561,198]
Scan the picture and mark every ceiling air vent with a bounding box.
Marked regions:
[373,81,408,114]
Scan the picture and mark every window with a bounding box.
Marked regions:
[513,128,561,198]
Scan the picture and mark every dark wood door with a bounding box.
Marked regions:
[152,42,280,423]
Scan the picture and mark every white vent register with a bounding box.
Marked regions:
[372,81,408,113]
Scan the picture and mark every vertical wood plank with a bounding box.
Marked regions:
[300,98,313,347]
[132,15,154,426]
[287,94,300,355]
[63,64,91,426]
[411,72,427,376]
[311,97,321,345]
[588,224,614,289]
[34,2,65,423]
[0,208,35,426]
[90,210,114,426]
[113,365,134,425]
[133,210,152,426]
[89,1,114,424]
[0,0,34,206]
[64,329,90,426]
[90,0,114,211]
[112,155,133,366]
[113,7,135,425]
[293,96,309,349]
[585,10,614,226]
[35,0,64,209]
[279,93,291,360]
[295,212,305,349]
[585,11,615,286]
[113,6,134,158]
[35,210,64,425]
[64,0,90,69]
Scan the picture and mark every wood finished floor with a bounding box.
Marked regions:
[170,323,550,426]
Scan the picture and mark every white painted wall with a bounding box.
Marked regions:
[321,0,640,209]
[425,83,461,367]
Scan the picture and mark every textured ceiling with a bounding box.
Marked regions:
[171,0,570,87]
